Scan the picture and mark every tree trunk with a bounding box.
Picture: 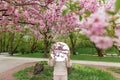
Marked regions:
[0,39,1,54]
[71,43,76,55]
[0,39,1,53]
[30,39,37,53]
[69,32,77,55]
[6,33,11,52]
[11,34,23,55]
[118,50,120,56]
[96,48,103,57]
[0,32,3,53]
[43,34,48,58]
[43,39,48,58]
[92,42,103,57]
[31,43,37,53]
[3,32,5,52]
[9,33,14,56]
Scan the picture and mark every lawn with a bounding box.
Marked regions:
[14,64,117,80]
[15,53,120,62]
[71,54,120,62]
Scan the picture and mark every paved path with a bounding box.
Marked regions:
[0,55,47,73]
[0,55,120,73]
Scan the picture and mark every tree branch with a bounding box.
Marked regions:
[18,21,36,25]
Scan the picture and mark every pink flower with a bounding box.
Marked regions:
[22,11,29,18]
[39,20,45,30]
[15,26,20,30]
[104,0,116,11]
[81,8,108,36]
[14,9,21,17]
[90,36,113,49]
[28,18,39,24]
[79,0,99,13]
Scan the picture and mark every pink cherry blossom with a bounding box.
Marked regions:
[81,8,107,36]
[79,0,99,13]
[104,0,116,11]
[90,36,113,49]
[0,0,118,51]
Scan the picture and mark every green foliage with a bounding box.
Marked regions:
[70,1,79,11]
[18,41,31,54]
[14,64,117,80]
[106,26,115,36]
[85,10,91,17]
[115,0,120,11]
[106,10,116,15]
[69,64,116,80]
[36,40,44,52]
[75,47,97,54]
[14,66,53,80]
[37,61,48,65]
[104,47,119,54]
[79,15,83,21]
[13,66,33,80]
[64,1,81,14]
[72,1,79,7]
[62,9,69,16]
[77,34,94,48]
[65,2,70,8]
[0,31,23,54]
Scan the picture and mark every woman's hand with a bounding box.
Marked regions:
[49,56,52,60]
[67,51,70,62]
[49,49,53,60]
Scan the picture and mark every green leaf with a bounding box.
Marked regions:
[70,5,76,11]
[115,0,120,11]
[106,27,115,36]
[73,1,79,7]
[85,11,91,16]
[65,2,70,8]
[102,0,105,4]
[106,10,116,15]
[108,30,115,36]
[62,9,69,16]
[78,7,82,10]
[79,15,82,21]
[69,1,79,11]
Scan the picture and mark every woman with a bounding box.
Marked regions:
[48,42,71,80]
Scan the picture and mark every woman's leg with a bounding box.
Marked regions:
[61,75,67,80]
[54,75,60,80]
[54,75,67,80]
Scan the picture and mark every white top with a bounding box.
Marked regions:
[51,42,70,61]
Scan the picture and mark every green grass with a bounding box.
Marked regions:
[15,53,120,62]
[15,53,44,58]
[14,64,117,80]
[75,47,119,55]
[75,48,97,54]
[71,54,120,62]
[108,67,120,74]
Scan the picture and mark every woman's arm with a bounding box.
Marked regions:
[67,51,70,62]
[65,51,72,68]
[48,49,56,66]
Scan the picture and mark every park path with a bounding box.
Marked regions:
[0,54,120,73]
[0,54,120,80]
